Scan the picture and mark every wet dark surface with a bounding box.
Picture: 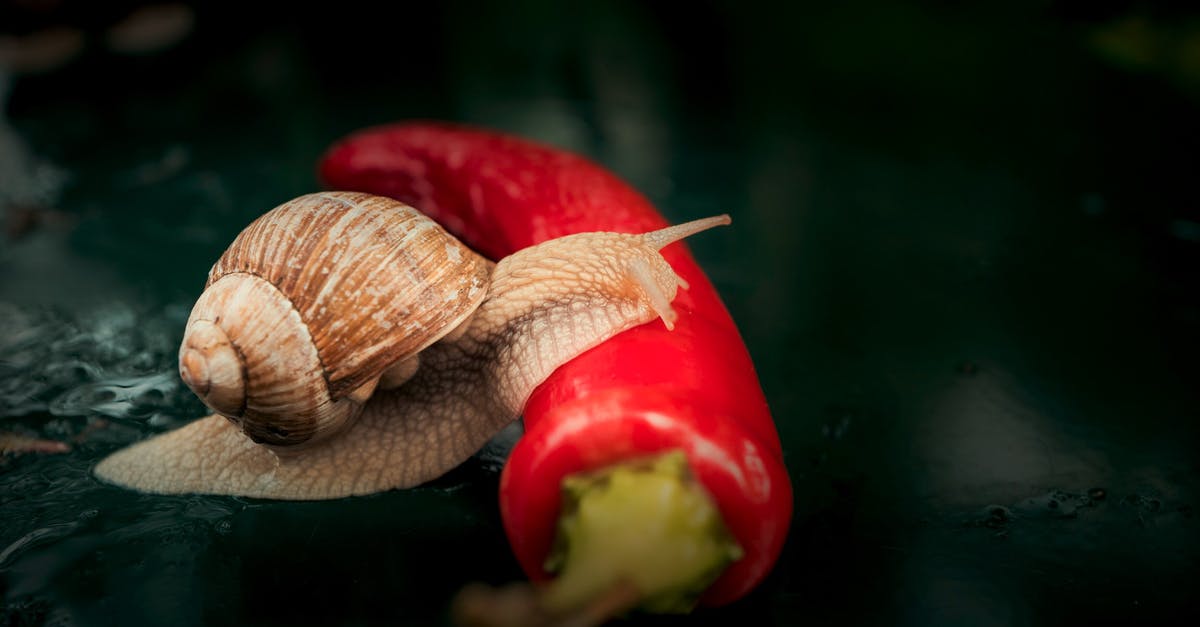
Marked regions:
[2,2,1199,625]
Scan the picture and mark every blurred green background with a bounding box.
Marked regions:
[1,1,1198,625]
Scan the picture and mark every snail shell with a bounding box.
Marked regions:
[178,192,490,449]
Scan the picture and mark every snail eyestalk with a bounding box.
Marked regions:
[640,214,731,250]
[628,258,678,330]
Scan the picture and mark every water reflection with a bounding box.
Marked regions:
[899,562,1031,627]
[0,302,200,426]
[917,366,1110,505]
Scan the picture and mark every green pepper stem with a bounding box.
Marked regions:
[541,450,743,615]
[451,451,741,627]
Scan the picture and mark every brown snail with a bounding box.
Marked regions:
[94,191,728,499]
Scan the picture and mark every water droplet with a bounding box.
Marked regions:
[820,406,855,440]
[0,303,194,422]
[1120,493,1166,520]
[974,505,1012,529]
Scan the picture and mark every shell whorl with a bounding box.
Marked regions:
[179,191,492,448]
[179,319,244,416]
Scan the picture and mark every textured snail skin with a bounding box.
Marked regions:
[93,211,727,499]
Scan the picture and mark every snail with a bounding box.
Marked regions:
[94,191,729,499]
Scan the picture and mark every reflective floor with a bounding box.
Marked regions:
[1,2,1198,625]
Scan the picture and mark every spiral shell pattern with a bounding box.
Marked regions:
[179,192,491,448]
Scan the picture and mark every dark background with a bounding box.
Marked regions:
[1,1,1198,625]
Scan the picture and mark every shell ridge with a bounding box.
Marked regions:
[210,270,334,397]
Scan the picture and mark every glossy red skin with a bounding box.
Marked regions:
[319,122,792,606]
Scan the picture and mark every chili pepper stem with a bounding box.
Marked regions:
[451,578,639,627]
[555,579,641,627]
[542,450,743,614]
[451,452,740,627]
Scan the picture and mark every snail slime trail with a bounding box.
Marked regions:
[94,192,730,499]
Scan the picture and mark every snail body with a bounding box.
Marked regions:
[95,192,729,499]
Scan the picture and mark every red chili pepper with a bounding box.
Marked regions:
[319,122,792,607]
